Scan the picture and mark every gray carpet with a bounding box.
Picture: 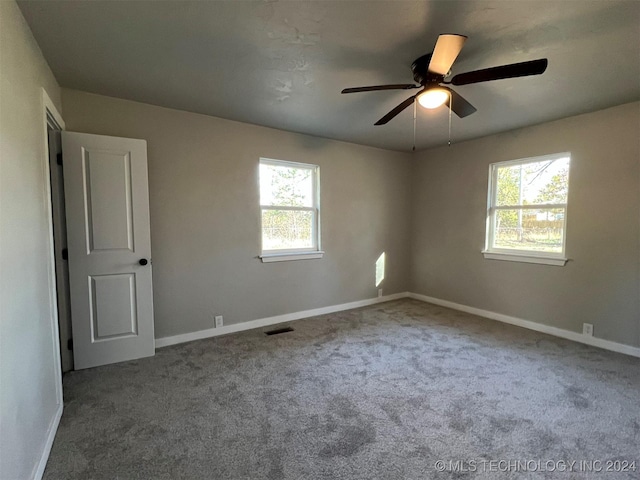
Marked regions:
[44,299,640,479]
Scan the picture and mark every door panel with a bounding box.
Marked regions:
[90,274,138,340]
[62,132,154,369]
[84,149,135,252]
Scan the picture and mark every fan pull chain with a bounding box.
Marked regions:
[448,92,452,147]
[412,99,417,152]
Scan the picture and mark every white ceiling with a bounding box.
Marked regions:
[18,0,640,152]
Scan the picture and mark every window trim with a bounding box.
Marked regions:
[483,152,570,266]
[259,158,322,262]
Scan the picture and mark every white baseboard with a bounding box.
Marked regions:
[33,403,62,480]
[156,290,640,358]
[155,292,410,348]
[408,292,640,358]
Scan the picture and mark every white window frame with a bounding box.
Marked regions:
[482,152,570,266]
[259,158,323,263]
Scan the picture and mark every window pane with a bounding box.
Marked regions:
[260,163,314,207]
[262,209,314,250]
[496,157,570,206]
[493,208,565,253]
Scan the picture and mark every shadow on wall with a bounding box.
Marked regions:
[294,132,336,151]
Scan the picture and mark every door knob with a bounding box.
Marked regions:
[139,258,149,266]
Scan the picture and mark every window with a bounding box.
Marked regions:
[483,153,570,266]
[259,158,322,262]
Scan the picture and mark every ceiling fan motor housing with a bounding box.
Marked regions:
[411,53,445,85]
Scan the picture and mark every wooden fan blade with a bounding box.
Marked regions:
[341,84,420,94]
[450,59,548,86]
[427,34,467,75]
[442,87,477,118]
[374,95,417,125]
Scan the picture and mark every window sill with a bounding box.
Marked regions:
[260,251,324,263]
[482,251,568,266]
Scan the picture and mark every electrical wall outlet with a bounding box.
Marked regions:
[378,288,383,298]
[215,315,224,328]
[583,323,593,336]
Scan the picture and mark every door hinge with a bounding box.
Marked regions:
[67,338,73,351]
[56,153,63,166]
[62,248,68,260]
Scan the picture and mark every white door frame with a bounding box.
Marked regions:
[36,88,65,479]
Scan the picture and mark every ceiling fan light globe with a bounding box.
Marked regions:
[418,88,449,109]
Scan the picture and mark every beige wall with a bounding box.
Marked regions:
[0,1,63,478]
[411,102,640,348]
[61,89,413,339]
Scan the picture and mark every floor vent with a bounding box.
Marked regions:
[265,326,294,336]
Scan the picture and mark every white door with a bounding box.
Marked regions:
[62,132,154,369]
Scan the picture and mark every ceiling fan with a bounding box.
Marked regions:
[341,34,548,125]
